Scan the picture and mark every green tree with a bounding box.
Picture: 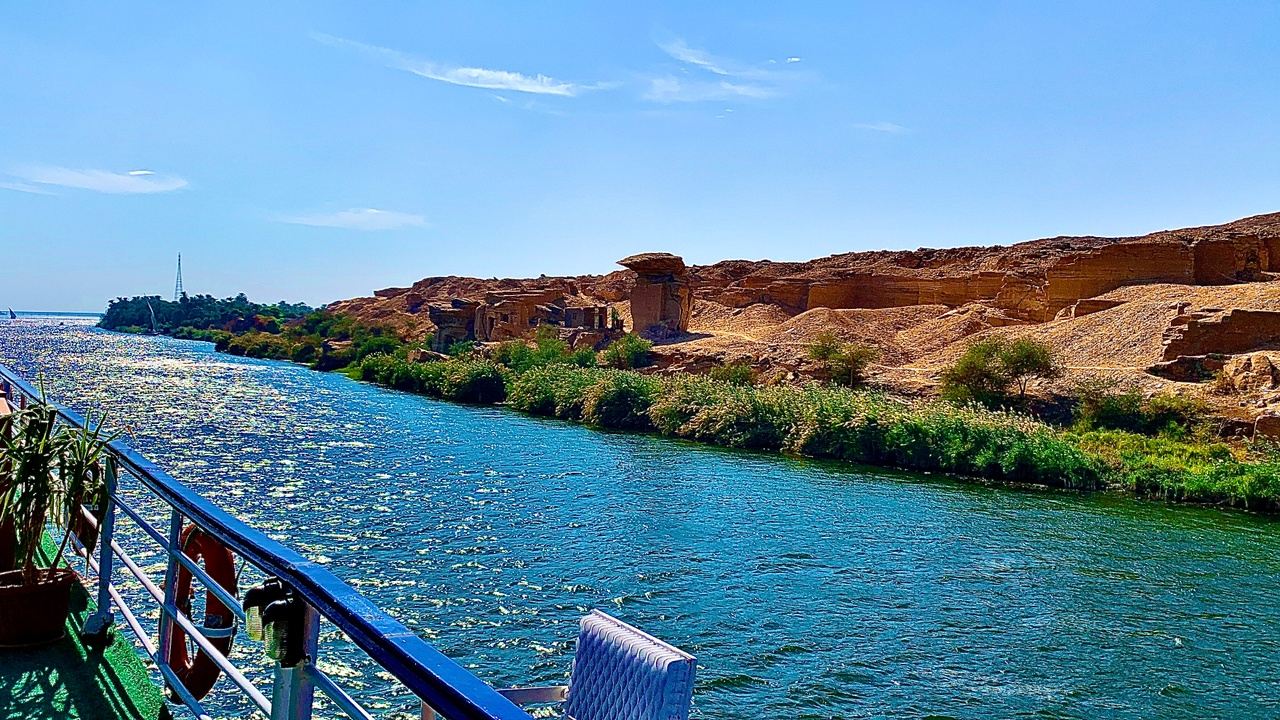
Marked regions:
[942,337,1060,407]
[807,332,877,386]
[807,332,842,365]
[830,344,879,387]
[1002,338,1062,402]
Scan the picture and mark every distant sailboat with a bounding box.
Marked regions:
[146,301,158,334]
[6,308,14,320]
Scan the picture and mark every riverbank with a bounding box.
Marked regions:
[95,311,1280,513]
[349,353,1280,513]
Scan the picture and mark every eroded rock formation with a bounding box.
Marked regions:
[324,211,1280,424]
[617,253,692,337]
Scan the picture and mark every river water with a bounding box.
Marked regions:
[3,316,1279,719]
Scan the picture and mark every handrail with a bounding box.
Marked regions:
[0,363,532,720]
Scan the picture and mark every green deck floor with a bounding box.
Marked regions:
[0,535,166,720]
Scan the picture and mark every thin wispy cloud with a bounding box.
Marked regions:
[0,181,56,195]
[279,208,426,231]
[644,77,778,103]
[648,36,801,103]
[853,121,908,134]
[314,32,592,97]
[7,165,187,194]
[657,38,735,76]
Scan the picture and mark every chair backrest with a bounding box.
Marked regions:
[563,610,696,720]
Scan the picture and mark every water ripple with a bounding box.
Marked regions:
[4,318,1280,718]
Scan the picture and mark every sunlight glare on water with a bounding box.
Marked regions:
[3,316,1280,719]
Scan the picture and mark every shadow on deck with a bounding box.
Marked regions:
[0,540,165,720]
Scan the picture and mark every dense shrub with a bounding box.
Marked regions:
[491,327,597,372]
[173,326,233,345]
[1072,379,1208,438]
[581,372,661,430]
[507,365,607,420]
[601,334,652,369]
[355,335,403,362]
[446,340,477,357]
[224,331,294,360]
[1073,430,1280,509]
[438,360,506,403]
[708,361,755,386]
[356,355,504,404]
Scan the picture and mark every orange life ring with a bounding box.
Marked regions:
[163,524,238,700]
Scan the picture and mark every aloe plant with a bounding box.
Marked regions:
[0,397,114,584]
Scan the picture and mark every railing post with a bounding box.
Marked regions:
[271,601,320,720]
[82,456,118,646]
[158,508,184,666]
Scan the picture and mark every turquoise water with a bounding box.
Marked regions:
[4,316,1280,719]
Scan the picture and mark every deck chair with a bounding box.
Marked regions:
[424,610,696,720]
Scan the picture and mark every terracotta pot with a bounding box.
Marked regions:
[0,568,77,647]
[70,504,103,556]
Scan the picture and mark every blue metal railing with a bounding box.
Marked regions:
[0,363,532,720]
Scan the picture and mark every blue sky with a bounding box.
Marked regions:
[2,2,1278,311]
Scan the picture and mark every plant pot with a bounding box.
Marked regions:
[0,519,15,573]
[70,503,104,556]
[0,568,77,647]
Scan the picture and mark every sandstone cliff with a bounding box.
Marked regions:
[326,211,1280,428]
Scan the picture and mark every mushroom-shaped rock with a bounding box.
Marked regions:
[618,252,687,276]
[618,252,692,338]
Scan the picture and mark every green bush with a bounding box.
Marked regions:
[356,355,503,404]
[355,335,403,362]
[601,334,652,369]
[438,360,506,403]
[173,326,232,345]
[446,340,477,357]
[224,331,294,360]
[1072,429,1280,508]
[677,384,800,450]
[807,333,878,387]
[708,361,755,386]
[581,372,661,430]
[490,327,594,372]
[1072,379,1207,438]
[507,365,606,420]
[351,348,1280,510]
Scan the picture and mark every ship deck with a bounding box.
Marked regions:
[0,537,164,720]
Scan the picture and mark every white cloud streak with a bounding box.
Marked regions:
[649,36,798,103]
[8,165,187,194]
[279,208,426,231]
[643,77,778,103]
[657,38,733,76]
[314,33,590,97]
[852,121,908,134]
[0,181,56,195]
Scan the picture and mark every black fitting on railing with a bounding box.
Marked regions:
[243,577,307,667]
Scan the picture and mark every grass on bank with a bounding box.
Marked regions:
[136,304,1280,512]
[351,351,1280,511]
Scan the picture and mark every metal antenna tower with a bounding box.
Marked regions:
[174,253,184,301]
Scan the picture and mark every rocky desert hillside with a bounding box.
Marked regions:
[328,212,1280,429]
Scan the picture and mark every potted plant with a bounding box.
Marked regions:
[0,401,111,647]
[63,411,113,556]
